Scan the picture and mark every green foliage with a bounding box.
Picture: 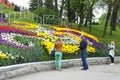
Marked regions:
[39,46,50,61]
[33,7,57,17]
[0,37,43,66]
[23,42,43,62]
[14,36,29,45]
[88,48,108,57]
[29,0,43,11]
[33,7,58,24]
[44,0,54,10]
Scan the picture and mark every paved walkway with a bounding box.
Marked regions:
[8,64,120,80]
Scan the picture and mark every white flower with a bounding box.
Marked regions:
[0,51,2,53]
[11,56,15,59]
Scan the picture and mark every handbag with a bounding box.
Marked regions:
[50,48,55,57]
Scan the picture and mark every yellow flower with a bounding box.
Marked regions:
[87,46,96,53]
[40,41,96,54]
[0,53,9,59]
[11,21,39,30]
[41,41,54,54]
[50,25,99,42]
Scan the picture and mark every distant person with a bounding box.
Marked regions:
[54,38,63,71]
[78,35,88,70]
[108,41,115,65]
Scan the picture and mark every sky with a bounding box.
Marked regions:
[93,8,106,18]
[8,0,30,8]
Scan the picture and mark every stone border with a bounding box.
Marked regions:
[0,57,120,80]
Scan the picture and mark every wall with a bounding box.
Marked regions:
[0,57,120,80]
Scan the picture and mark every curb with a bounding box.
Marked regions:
[0,57,120,80]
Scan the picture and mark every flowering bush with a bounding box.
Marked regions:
[11,21,39,30]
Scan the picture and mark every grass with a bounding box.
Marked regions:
[16,18,37,24]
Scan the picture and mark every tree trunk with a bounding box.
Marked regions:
[89,6,93,33]
[54,0,58,12]
[103,5,112,37]
[110,3,119,31]
[78,0,84,29]
[59,0,64,19]
[67,0,72,27]
[79,0,84,24]
[84,13,89,27]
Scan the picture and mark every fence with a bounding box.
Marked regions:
[8,10,42,25]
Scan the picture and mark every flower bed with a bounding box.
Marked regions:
[0,22,105,66]
[38,25,103,54]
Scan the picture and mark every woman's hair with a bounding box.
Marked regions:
[56,38,61,42]
[111,41,115,45]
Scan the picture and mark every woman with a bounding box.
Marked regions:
[108,41,115,65]
[54,38,63,71]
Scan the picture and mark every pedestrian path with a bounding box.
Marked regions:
[8,64,120,80]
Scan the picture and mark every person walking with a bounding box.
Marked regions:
[78,35,88,70]
[108,41,115,65]
[54,38,63,71]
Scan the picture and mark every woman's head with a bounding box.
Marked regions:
[56,38,61,42]
[111,41,115,45]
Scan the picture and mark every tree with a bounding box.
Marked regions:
[59,0,65,20]
[78,0,85,29]
[66,0,72,27]
[103,5,112,36]
[66,0,82,27]
[54,0,58,12]
[68,0,77,23]
[44,0,54,10]
[102,0,120,36]
[14,4,20,11]
[110,0,120,34]
[29,0,43,11]
[88,0,98,33]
